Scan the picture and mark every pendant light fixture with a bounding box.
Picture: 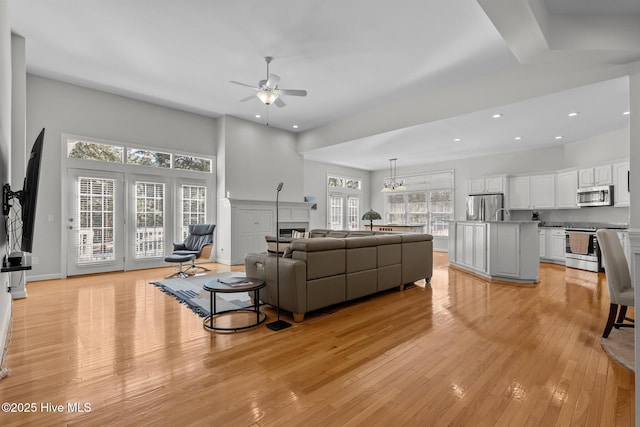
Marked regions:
[381,158,406,192]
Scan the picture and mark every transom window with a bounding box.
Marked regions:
[67,138,212,173]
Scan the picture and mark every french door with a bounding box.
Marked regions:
[66,170,207,276]
[328,192,360,230]
[66,169,125,275]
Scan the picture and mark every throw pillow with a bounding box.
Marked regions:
[282,246,293,258]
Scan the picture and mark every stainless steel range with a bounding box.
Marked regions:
[564,227,603,272]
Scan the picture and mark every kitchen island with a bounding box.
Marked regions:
[448,220,539,283]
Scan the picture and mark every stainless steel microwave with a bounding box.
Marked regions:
[576,185,613,207]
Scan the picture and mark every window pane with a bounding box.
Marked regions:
[135,182,165,258]
[174,155,212,172]
[329,195,343,230]
[345,179,361,190]
[127,148,171,168]
[407,191,428,225]
[347,196,359,230]
[328,176,344,188]
[429,190,453,236]
[386,194,405,224]
[181,185,207,239]
[68,140,124,163]
[77,177,116,263]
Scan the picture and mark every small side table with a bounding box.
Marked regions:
[202,277,266,332]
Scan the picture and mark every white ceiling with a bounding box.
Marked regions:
[8,0,640,171]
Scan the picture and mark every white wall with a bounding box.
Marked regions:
[214,115,304,263]
[303,159,371,230]
[0,0,13,373]
[221,115,303,202]
[25,75,218,278]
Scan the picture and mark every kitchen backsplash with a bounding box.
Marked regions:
[510,207,629,227]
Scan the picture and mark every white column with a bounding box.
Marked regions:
[626,60,640,420]
[9,33,27,299]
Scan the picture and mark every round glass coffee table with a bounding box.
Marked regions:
[202,277,266,332]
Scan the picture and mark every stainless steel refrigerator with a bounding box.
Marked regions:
[465,193,504,221]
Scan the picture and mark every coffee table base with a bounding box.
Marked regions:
[204,308,267,332]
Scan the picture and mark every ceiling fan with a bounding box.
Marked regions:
[230,56,308,108]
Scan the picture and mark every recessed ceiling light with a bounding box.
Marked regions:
[453,138,461,142]
[623,111,630,115]
[292,125,299,129]
[492,113,503,119]
[555,136,563,140]
[568,112,579,117]
[255,114,261,118]
[514,136,522,141]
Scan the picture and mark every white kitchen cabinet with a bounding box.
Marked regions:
[468,176,506,194]
[578,168,594,188]
[468,178,485,194]
[491,222,520,277]
[508,176,531,209]
[452,222,486,273]
[530,174,556,209]
[474,223,487,272]
[485,177,506,193]
[579,164,613,188]
[556,170,578,208]
[539,227,566,264]
[508,174,555,209]
[539,229,547,258]
[613,161,630,207]
[548,229,566,262]
[449,221,539,283]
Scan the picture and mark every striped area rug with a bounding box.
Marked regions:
[151,273,253,317]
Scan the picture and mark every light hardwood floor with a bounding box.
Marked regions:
[0,253,634,426]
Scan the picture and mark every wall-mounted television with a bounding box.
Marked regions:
[2,128,45,255]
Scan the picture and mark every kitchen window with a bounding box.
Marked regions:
[383,171,454,236]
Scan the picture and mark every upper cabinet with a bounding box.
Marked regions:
[579,165,612,188]
[530,174,556,209]
[482,160,628,211]
[613,161,630,207]
[467,176,506,194]
[508,174,555,209]
[556,170,578,208]
[508,176,531,209]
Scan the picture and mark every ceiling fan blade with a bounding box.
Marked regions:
[274,97,286,108]
[278,89,307,97]
[265,73,280,89]
[239,95,256,102]
[230,80,258,89]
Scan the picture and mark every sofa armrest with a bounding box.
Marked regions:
[245,253,308,317]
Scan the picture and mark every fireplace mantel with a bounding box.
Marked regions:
[226,198,312,223]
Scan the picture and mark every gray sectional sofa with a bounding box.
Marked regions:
[244,229,433,322]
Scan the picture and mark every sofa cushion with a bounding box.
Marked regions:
[344,236,378,248]
[327,230,349,238]
[290,238,345,252]
[309,229,330,238]
[376,236,402,267]
[400,233,433,242]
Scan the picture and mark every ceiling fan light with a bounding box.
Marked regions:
[257,90,279,105]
